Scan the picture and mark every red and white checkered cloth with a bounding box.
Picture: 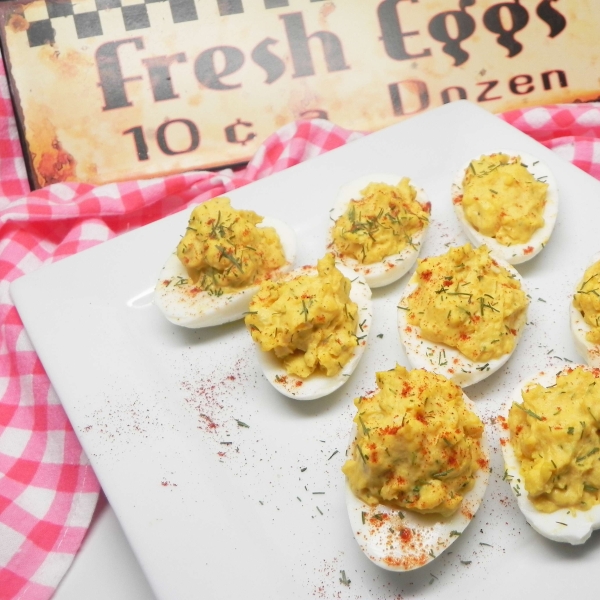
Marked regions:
[1,47,600,600]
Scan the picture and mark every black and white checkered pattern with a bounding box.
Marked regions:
[26,0,201,46]
[24,0,325,47]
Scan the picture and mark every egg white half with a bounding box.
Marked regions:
[345,392,490,571]
[397,258,527,387]
[327,173,431,288]
[499,368,600,544]
[154,217,297,328]
[253,263,372,401]
[570,252,600,367]
[451,151,559,265]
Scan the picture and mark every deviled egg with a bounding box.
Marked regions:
[571,252,600,367]
[451,152,558,264]
[397,244,528,387]
[343,365,490,570]
[327,174,430,287]
[245,254,372,400]
[499,365,600,544]
[154,197,296,328]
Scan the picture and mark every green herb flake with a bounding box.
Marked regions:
[358,415,371,437]
[300,299,310,322]
[438,349,448,366]
[339,570,351,587]
[174,276,189,287]
[576,447,599,463]
[514,402,544,421]
[357,444,368,464]
[432,469,454,479]
[216,245,243,272]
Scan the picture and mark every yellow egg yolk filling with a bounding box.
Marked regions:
[460,153,547,246]
[245,254,358,378]
[342,366,485,518]
[573,260,600,345]
[176,197,286,293]
[508,366,600,513]
[331,178,429,264]
[406,244,528,362]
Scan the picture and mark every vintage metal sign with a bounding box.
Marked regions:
[1,0,598,188]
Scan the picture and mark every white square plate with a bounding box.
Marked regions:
[12,101,600,599]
